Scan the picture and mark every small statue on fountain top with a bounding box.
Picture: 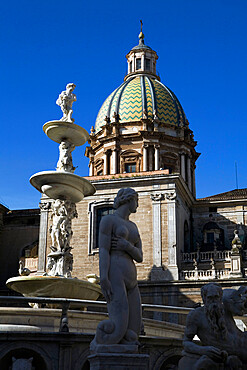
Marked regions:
[56,83,77,123]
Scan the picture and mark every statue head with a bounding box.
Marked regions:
[201,283,222,306]
[66,83,76,92]
[223,288,245,316]
[114,188,138,212]
[201,283,227,338]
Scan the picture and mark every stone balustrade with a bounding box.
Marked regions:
[180,268,230,281]
[181,250,232,263]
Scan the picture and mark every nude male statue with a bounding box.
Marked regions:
[56,83,77,122]
[179,283,246,369]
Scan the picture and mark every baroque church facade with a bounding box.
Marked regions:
[1,31,247,313]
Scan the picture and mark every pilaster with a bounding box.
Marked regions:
[166,191,179,280]
[37,200,51,274]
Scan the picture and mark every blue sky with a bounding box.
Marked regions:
[1,0,247,209]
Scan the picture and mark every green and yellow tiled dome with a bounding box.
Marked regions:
[95,75,187,133]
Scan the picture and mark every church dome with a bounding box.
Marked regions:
[95,75,187,133]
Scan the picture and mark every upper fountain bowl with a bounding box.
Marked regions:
[43,121,89,146]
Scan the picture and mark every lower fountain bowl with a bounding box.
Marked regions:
[30,171,96,203]
[6,275,102,302]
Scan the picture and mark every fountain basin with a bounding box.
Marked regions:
[6,276,102,301]
[43,121,89,146]
[30,171,96,202]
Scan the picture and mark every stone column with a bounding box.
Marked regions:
[154,145,160,170]
[89,161,93,176]
[181,153,186,180]
[112,149,118,174]
[187,156,192,191]
[166,191,179,280]
[192,169,196,197]
[143,144,148,171]
[141,53,145,70]
[37,200,51,274]
[103,153,108,175]
[148,146,153,171]
[151,194,163,267]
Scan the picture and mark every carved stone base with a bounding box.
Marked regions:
[88,352,149,370]
[230,252,242,278]
[47,251,73,277]
[90,342,138,354]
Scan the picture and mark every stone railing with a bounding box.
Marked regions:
[181,250,231,263]
[180,268,230,281]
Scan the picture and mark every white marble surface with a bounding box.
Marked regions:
[43,120,89,146]
[30,171,96,203]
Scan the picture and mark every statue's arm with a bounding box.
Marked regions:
[183,310,223,360]
[112,228,143,263]
[128,235,143,263]
[99,216,113,303]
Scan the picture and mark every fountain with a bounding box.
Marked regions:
[7,83,101,301]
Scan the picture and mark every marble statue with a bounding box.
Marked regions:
[46,199,77,277]
[179,282,247,369]
[231,229,242,252]
[56,83,77,123]
[56,141,75,172]
[49,199,77,253]
[91,188,143,350]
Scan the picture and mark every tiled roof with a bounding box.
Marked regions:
[198,188,247,201]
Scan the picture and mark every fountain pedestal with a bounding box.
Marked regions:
[7,83,99,301]
[88,352,149,370]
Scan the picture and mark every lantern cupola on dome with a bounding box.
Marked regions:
[125,21,159,79]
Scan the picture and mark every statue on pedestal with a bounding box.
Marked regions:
[46,199,77,277]
[91,188,143,351]
[57,141,75,173]
[56,83,77,123]
[179,282,247,369]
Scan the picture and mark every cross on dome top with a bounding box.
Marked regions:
[125,22,159,80]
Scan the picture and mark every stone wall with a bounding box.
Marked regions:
[0,208,40,293]
[44,173,192,281]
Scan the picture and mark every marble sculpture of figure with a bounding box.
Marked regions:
[56,83,77,122]
[91,188,143,348]
[179,282,247,369]
[49,199,77,253]
[56,141,75,172]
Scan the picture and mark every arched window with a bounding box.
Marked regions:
[120,149,141,173]
[160,152,178,174]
